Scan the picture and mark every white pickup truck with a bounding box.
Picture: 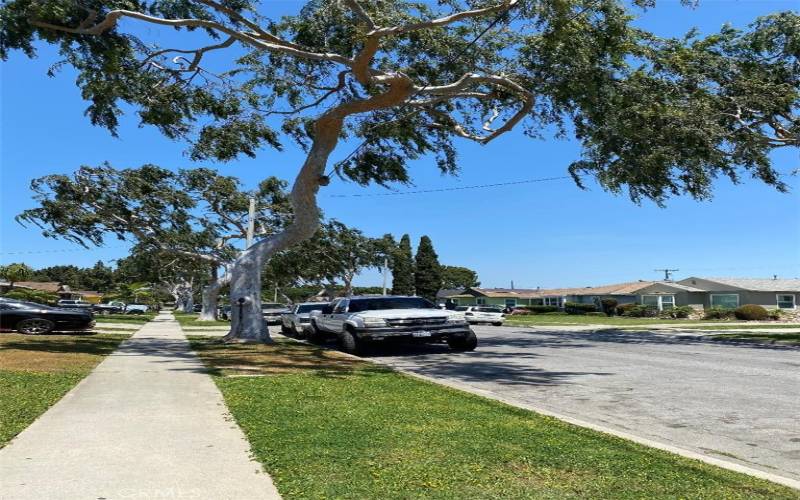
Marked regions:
[308,295,477,355]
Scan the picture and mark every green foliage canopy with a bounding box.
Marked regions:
[0,1,795,204]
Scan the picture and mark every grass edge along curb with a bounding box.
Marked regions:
[271,331,800,492]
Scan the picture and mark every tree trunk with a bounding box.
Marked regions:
[343,272,354,297]
[223,245,268,342]
[221,71,413,342]
[199,267,229,321]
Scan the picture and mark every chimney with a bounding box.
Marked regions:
[510,280,515,290]
[773,274,778,280]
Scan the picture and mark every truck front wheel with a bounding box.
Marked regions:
[339,329,363,356]
[448,330,478,351]
[307,322,325,344]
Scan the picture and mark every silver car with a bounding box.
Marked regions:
[280,302,328,337]
[261,302,291,325]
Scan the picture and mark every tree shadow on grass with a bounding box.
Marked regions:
[0,333,128,357]
[188,338,387,379]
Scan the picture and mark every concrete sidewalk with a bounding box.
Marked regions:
[0,312,281,500]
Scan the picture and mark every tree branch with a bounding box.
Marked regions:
[31,9,354,67]
[341,0,376,30]
[371,0,517,36]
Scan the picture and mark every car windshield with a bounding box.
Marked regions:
[454,306,469,311]
[261,303,285,309]
[297,304,324,313]
[477,307,502,313]
[348,297,436,312]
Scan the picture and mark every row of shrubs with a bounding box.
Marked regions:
[705,304,782,321]
[511,302,782,321]
[1,288,60,305]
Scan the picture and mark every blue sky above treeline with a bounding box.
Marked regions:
[1,0,798,288]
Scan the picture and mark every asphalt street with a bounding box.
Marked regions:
[364,325,800,482]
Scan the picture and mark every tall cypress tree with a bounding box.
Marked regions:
[390,234,415,295]
[414,236,442,302]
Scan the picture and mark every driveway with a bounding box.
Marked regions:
[365,325,800,482]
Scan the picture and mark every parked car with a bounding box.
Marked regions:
[125,304,150,315]
[57,299,94,310]
[309,295,476,355]
[280,302,328,337]
[93,301,126,315]
[454,305,505,326]
[0,297,95,334]
[262,302,291,325]
[219,305,232,320]
[193,303,202,312]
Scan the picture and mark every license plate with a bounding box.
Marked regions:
[412,331,432,338]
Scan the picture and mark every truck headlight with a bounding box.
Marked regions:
[361,317,387,327]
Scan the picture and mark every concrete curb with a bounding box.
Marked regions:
[272,332,800,491]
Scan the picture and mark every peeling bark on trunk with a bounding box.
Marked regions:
[223,246,267,342]
[170,279,194,313]
[199,267,229,321]
[343,272,355,297]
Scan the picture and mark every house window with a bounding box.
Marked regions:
[543,297,560,307]
[530,298,544,306]
[505,299,517,307]
[476,298,486,305]
[710,294,739,309]
[641,295,675,311]
[777,294,796,309]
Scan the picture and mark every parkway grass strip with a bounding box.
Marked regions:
[187,336,798,499]
[0,333,129,447]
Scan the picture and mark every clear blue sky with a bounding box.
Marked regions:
[1,0,798,288]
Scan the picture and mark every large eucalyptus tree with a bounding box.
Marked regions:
[3,0,797,341]
[18,165,292,321]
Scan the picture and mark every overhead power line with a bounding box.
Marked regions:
[327,175,575,197]
[0,245,129,256]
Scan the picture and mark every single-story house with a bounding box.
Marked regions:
[676,277,800,312]
[445,282,673,309]
[0,281,103,303]
[441,277,800,314]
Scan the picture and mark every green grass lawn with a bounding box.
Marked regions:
[173,311,230,327]
[709,333,800,345]
[504,314,797,329]
[94,313,156,324]
[674,324,800,331]
[504,314,692,326]
[0,333,129,447]
[188,336,796,499]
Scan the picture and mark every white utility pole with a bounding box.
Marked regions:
[245,197,256,249]
[382,257,388,295]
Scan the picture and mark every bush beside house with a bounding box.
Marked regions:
[734,304,769,321]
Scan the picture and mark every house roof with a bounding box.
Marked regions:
[436,288,466,298]
[10,281,62,293]
[684,277,800,292]
[467,280,707,299]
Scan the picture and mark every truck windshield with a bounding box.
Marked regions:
[297,304,324,313]
[348,297,436,312]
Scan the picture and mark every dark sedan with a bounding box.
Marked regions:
[0,298,95,334]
